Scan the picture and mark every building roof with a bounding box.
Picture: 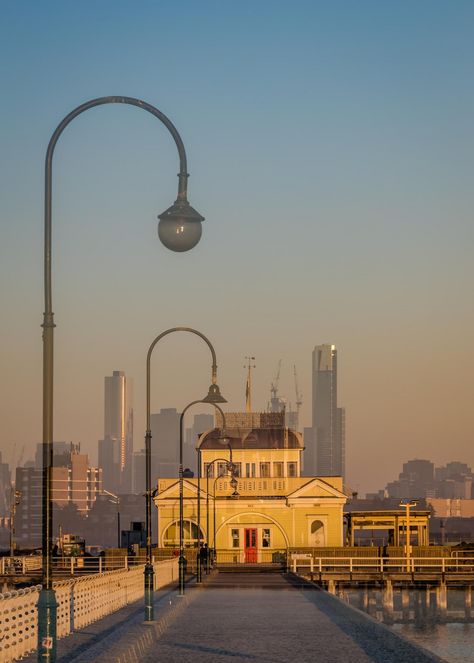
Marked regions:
[199,427,303,450]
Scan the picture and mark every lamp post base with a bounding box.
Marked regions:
[178,554,186,595]
[37,588,58,662]
[144,563,155,621]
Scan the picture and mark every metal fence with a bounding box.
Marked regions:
[290,555,474,574]
[0,558,178,663]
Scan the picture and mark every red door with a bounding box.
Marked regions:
[244,528,257,563]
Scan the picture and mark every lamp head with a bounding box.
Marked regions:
[158,199,204,252]
[202,383,227,404]
[230,476,239,497]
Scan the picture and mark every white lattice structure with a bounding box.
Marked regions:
[0,559,177,663]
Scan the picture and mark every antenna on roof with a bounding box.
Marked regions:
[244,356,256,413]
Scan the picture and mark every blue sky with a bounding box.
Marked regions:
[1,1,473,492]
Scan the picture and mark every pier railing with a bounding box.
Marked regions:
[0,558,178,663]
[290,555,474,575]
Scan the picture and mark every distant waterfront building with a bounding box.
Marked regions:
[0,452,11,518]
[385,459,474,501]
[185,412,214,471]
[98,370,133,493]
[133,408,182,492]
[15,445,101,549]
[304,344,345,479]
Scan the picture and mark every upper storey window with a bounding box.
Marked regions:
[260,462,270,478]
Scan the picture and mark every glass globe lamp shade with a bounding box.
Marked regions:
[158,199,204,252]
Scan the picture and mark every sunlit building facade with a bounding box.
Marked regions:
[154,412,347,559]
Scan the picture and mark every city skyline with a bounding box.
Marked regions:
[1,2,473,496]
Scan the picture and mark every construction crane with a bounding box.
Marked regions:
[269,360,282,412]
[293,365,303,430]
[244,356,256,413]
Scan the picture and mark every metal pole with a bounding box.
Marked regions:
[117,509,121,549]
[179,411,185,595]
[178,401,227,593]
[197,448,202,583]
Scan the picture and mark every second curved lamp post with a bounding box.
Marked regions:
[144,327,226,620]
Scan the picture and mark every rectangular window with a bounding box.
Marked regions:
[231,528,240,548]
[260,462,270,478]
[217,462,228,477]
[204,463,214,478]
[232,462,242,477]
[287,462,297,477]
[273,462,284,478]
[245,463,256,478]
[262,528,271,548]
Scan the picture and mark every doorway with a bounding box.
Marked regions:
[244,528,257,562]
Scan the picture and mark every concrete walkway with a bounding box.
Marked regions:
[23,573,447,663]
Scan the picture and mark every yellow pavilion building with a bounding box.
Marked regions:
[154,412,347,560]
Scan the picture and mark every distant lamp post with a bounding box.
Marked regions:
[144,327,225,619]
[178,400,227,595]
[205,451,235,573]
[399,500,417,571]
[103,489,121,548]
[213,471,239,556]
[9,488,22,557]
[40,96,204,661]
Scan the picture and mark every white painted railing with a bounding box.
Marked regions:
[290,555,474,574]
[0,558,178,663]
[0,556,42,574]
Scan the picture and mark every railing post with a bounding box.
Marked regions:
[319,558,322,573]
[125,556,128,570]
[310,557,314,573]
[293,558,296,573]
[99,557,102,574]
[349,557,353,574]
[23,557,26,574]
[70,557,74,575]
[441,557,445,573]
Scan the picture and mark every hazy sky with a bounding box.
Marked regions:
[1,1,473,493]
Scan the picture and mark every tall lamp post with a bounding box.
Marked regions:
[178,401,228,595]
[400,500,417,571]
[39,96,205,661]
[212,472,239,555]
[205,452,234,573]
[144,328,226,619]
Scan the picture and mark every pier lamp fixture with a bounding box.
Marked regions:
[178,399,228,595]
[144,328,225,617]
[213,471,240,556]
[205,452,236,573]
[40,97,204,661]
[399,500,417,571]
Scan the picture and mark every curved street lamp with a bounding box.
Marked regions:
[40,96,205,661]
[144,328,226,618]
[205,453,235,573]
[178,401,228,595]
[213,471,239,559]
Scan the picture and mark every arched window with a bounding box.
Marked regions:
[163,520,205,548]
[310,520,325,547]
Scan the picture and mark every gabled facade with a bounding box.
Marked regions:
[154,415,347,558]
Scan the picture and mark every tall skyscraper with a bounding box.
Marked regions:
[304,344,345,479]
[98,370,133,493]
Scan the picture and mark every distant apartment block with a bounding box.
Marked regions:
[15,445,102,549]
[385,459,474,501]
